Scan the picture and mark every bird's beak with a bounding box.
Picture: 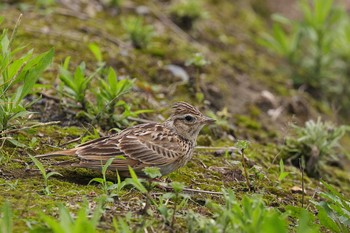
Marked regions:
[202,116,216,125]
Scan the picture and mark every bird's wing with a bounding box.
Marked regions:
[74,124,185,168]
[74,123,155,160]
[118,133,183,165]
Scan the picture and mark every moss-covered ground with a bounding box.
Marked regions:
[0,0,349,232]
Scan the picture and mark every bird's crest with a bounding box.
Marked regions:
[172,102,202,116]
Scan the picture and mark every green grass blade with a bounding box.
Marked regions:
[126,166,147,193]
[29,155,47,179]
[0,202,13,233]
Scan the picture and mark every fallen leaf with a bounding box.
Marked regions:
[291,186,306,194]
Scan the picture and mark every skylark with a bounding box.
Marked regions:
[36,102,215,177]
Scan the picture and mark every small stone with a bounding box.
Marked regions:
[261,90,278,107]
[255,90,279,112]
[228,135,235,141]
[136,6,150,15]
[165,64,189,84]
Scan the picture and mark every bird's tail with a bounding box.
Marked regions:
[35,148,77,158]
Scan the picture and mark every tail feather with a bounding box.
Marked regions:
[35,149,77,158]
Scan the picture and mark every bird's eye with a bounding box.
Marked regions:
[184,115,195,122]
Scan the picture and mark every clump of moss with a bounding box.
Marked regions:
[235,115,261,130]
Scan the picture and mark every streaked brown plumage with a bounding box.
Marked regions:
[36,102,215,177]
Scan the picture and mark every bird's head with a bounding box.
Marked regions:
[165,102,215,141]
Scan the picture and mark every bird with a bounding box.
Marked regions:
[36,102,215,177]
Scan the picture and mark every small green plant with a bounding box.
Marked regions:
[311,181,350,232]
[334,17,350,61]
[0,16,54,136]
[116,100,153,127]
[93,67,134,126]
[35,0,55,8]
[158,181,189,229]
[122,16,155,49]
[282,118,349,177]
[88,43,105,68]
[331,14,350,114]
[187,189,288,233]
[259,0,342,89]
[185,53,209,102]
[286,206,320,233]
[185,52,209,68]
[0,179,18,191]
[278,159,289,181]
[29,155,62,195]
[28,137,39,150]
[124,166,147,194]
[89,157,127,203]
[58,57,98,110]
[125,166,160,214]
[110,0,123,7]
[142,166,162,179]
[125,167,190,228]
[259,14,297,57]
[205,108,234,134]
[0,202,12,233]
[0,148,16,165]
[236,140,251,191]
[40,202,103,233]
[80,128,101,144]
[288,181,350,233]
[259,0,350,115]
[112,213,134,233]
[58,56,140,128]
[170,0,206,30]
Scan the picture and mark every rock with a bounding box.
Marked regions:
[164,64,189,84]
[256,90,278,111]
